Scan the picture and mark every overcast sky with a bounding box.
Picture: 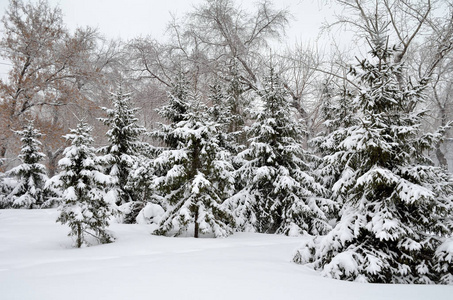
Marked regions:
[0,0,340,79]
[58,0,335,42]
[0,0,337,42]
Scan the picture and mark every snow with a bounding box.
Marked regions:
[63,187,77,201]
[191,172,209,195]
[92,170,113,185]
[136,203,165,225]
[0,209,452,300]
[323,250,359,278]
[437,238,453,262]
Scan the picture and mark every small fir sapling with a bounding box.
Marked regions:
[54,121,116,248]
[2,120,48,208]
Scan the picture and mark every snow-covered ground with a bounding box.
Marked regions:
[0,209,451,300]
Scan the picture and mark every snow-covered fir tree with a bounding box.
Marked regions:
[122,75,194,224]
[156,74,191,149]
[208,81,230,129]
[207,80,239,154]
[98,88,147,208]
[54,121,116,248]
[124,154,157,224]
[294,28,453,284]
[225,61,249,145]
[162,74,191,123]
[153,84,235,238]
[0,174,14,208]
[1,121,48,208]
[312,84,356,207]
[318,82,355,136]
[227,69,333,236]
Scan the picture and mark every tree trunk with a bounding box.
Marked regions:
[0,145,6,172]
[436,143,448,168]
[191,140,201,238]
[436,107,448,168]
[194,204,199,238]
[76,223,82,248]
[46,148,63,178]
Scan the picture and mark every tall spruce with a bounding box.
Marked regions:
[313,85,355,205]
[227,69,333,235]
[294,28,453,284]
[99,88,147,206]
[156,74,191,149]
[2,121,48,208]
[225,61,249,145]
[153,82,235,238]
[54,121,115,248]
[207,80,238,154]
[208,81,230,129]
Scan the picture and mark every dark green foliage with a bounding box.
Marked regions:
[228,69,334,235]
[99,88,147,206]
[294,30,453,284]
[155,74,191,149]
[55,122,116,248]
[153,82,235,238]
[2,121,48,208]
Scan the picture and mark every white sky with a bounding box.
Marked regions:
[0,0,340,79]
[0,0,337,42]
[55,0,333,42]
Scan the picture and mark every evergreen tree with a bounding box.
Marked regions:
[2,121,48,208]
[54,122,116,248]
[207,80,238,154]
[99,88,147,207]
[123,154,157,224]
[160,74,191,124]
[153,89,235,238]
[127,155,154,202]
[318,83,355,136]
[0,172,15,209]
[156,74,191,149]
[227,69,333,235]
[225,60,249,145]
[312,85,356,209]
[208,81,230,129]
[294,29,453,284]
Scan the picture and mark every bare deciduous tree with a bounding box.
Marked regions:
[0,0,121,172]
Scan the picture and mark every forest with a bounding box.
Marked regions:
[0,0,453,285]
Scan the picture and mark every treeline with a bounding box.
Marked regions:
[0,0,453,285]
